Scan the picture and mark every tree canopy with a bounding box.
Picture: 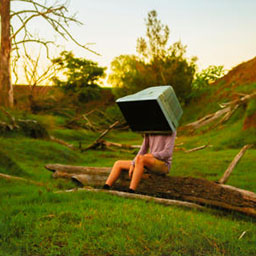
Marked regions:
[52,51,106,89]
[51,51,106,103]
[108,10,197,103]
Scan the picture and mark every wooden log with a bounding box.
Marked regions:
[219,184,256,202]
[44,164,256,217]
[112,173,256,217]
[55,187,206,210]
[45,163,111,175]
[51,171,107,187]
[218,144,253,184]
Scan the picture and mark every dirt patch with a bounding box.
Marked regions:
[216,57,256,88]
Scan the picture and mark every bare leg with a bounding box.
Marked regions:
[105,160,131,187]
[129,154,156,190]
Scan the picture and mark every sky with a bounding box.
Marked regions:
[11,0,256,85]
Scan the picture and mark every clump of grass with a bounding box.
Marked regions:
[0,149,27,177]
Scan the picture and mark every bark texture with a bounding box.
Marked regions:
[0,0,13,108]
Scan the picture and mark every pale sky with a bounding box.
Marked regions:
[11,0,256,85]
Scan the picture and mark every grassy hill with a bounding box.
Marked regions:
[0,58,256,255]
[180,57,256,148]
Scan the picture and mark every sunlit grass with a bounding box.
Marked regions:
[0,118,256,255]
[0,179,256,256]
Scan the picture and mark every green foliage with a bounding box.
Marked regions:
[52,51,106,103]
[108,55,149,98]
[189,65,226,100]
[108,10,196,102]
[137,10,170,60]
[193,65,226,89]
[52,51,106,88]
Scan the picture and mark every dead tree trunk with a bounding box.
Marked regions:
[45,164,256,217]
[0,0,13,108]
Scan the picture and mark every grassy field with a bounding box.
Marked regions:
[0,124,256,256]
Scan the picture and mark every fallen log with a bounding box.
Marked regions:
[45,164,256,217]
[45,164,111,175]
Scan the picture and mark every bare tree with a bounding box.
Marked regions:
[0,0,13,108]
[22,50,56,87]
[0,0,98,108]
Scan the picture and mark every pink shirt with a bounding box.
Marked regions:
[132,131,176,172]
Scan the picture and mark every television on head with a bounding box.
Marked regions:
[116,85,183,133]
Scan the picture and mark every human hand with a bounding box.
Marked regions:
[129,165,134,178]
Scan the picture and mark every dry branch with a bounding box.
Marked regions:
[65,109,99,131]
[0,172,44,186]
[55,187,205,210]
[82,121,119,151]
[49,136,76,150]
[185,144,211,153]
[185,107,231,130]
[218,144,253,184]
[185,92,256,131]
[103,140,141,149]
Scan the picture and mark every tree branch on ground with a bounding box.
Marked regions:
[185,92,256,131]
[218,144,253,184]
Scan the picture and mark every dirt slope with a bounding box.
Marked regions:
[217,56,256,88]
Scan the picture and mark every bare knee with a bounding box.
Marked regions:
[113,160,122,169]
[135,155,145,165]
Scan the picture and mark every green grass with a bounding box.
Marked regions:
[1,180,256,256]
[1,101,256,256]
[0,127,256,255]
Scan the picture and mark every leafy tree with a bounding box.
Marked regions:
[52,51,106,103]
[108,55,150,97]
[136,10,169,61]
[192,65,226,89]
[109,10,196,102]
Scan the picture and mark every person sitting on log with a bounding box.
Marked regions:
[103,131,176,193]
